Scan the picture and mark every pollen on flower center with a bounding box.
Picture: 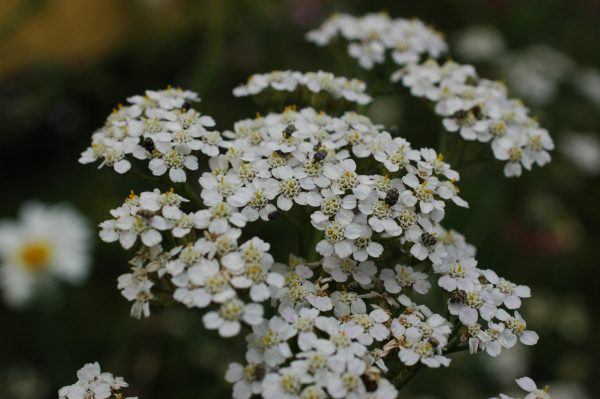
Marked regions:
[339,258,358,274]
[288,283,309,302]
[414,185,434,201]
[338,171,358,190]
[331,332,351,347]
[506,318,526,335]
[211,202,231,218]
[528,135,542,151]
[353,313,374,329]
[398,209,417,228]
[163,149,185,168]
[281,179,300,198]
[103,149,125,166]
[321,196,342,216]
[449,263,466,278]
[245,263,265,282]
[219,299,244,321]
[342,373,360,391]
[206,273,228,294]
[373,201,392,218]
[19,241,52,272]
[180,245,202,265]
[508,147,523,162]
[324,221,346,243]
[304,160,322,177]
[279,373,300,394]
[307,354,327,372]
[396,267,416,286]
[250,190,268,209]
[173,130,192,143]
[498,280,515,295]
[354,236,370,249]
[489,121,507,138]
[203,131,221,145]
[415,342,434,357]
[294,317,314,332]
[217,179,235,197]
[215,236,236,256]
[238,163,257,181]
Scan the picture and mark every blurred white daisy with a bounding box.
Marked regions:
[0,202,91,307]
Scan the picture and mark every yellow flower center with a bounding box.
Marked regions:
[19,241,52,272]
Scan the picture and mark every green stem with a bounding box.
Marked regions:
[132,169,161,183]
[181,182,204,209]
[392,365,421,390]
[281,212,305,254]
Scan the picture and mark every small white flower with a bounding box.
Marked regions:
[323,257,377,286]
[380,265,431,295]
[203,298,264,337]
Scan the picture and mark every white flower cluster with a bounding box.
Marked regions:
[435,229,538,357]
[393,60,554,177]
[233,71,372,105]
[225,254,451,399]
[92,87,540,396]
[82,12,555,398]
[491,377,551,399]
[307,16,555,178]
[307,12,447,69]
[58,362,137,399]
[79,87,218,182]
[0,202,91,307]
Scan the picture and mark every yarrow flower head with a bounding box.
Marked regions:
[78,11,556,399]
[80,87,217,182]
[234,70,372,105]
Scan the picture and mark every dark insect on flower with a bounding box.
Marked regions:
[267,210,280,220]
[251,364,266,381]
[471,105,482,119]
[452,109,468,120]
[420,232,437,247]
[143,137,155,152]
[283,123,296,138]
[181,101,192,111]
[361,374,379,392]
[313,150,328,162]
[275,150,286,158]
[137,209,156,218]
[428,337,440,348]
[449,290,467,304]
[384,188,399,206]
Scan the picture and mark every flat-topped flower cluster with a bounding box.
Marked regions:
[309,13,554,177]
[79,87,218,182]
[307,12,447,69]
[75,11,555,399]
[233,71,372,105]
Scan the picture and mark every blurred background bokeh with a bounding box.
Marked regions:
[1,0,599,398]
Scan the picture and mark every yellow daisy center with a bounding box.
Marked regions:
[19,241,52,272]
